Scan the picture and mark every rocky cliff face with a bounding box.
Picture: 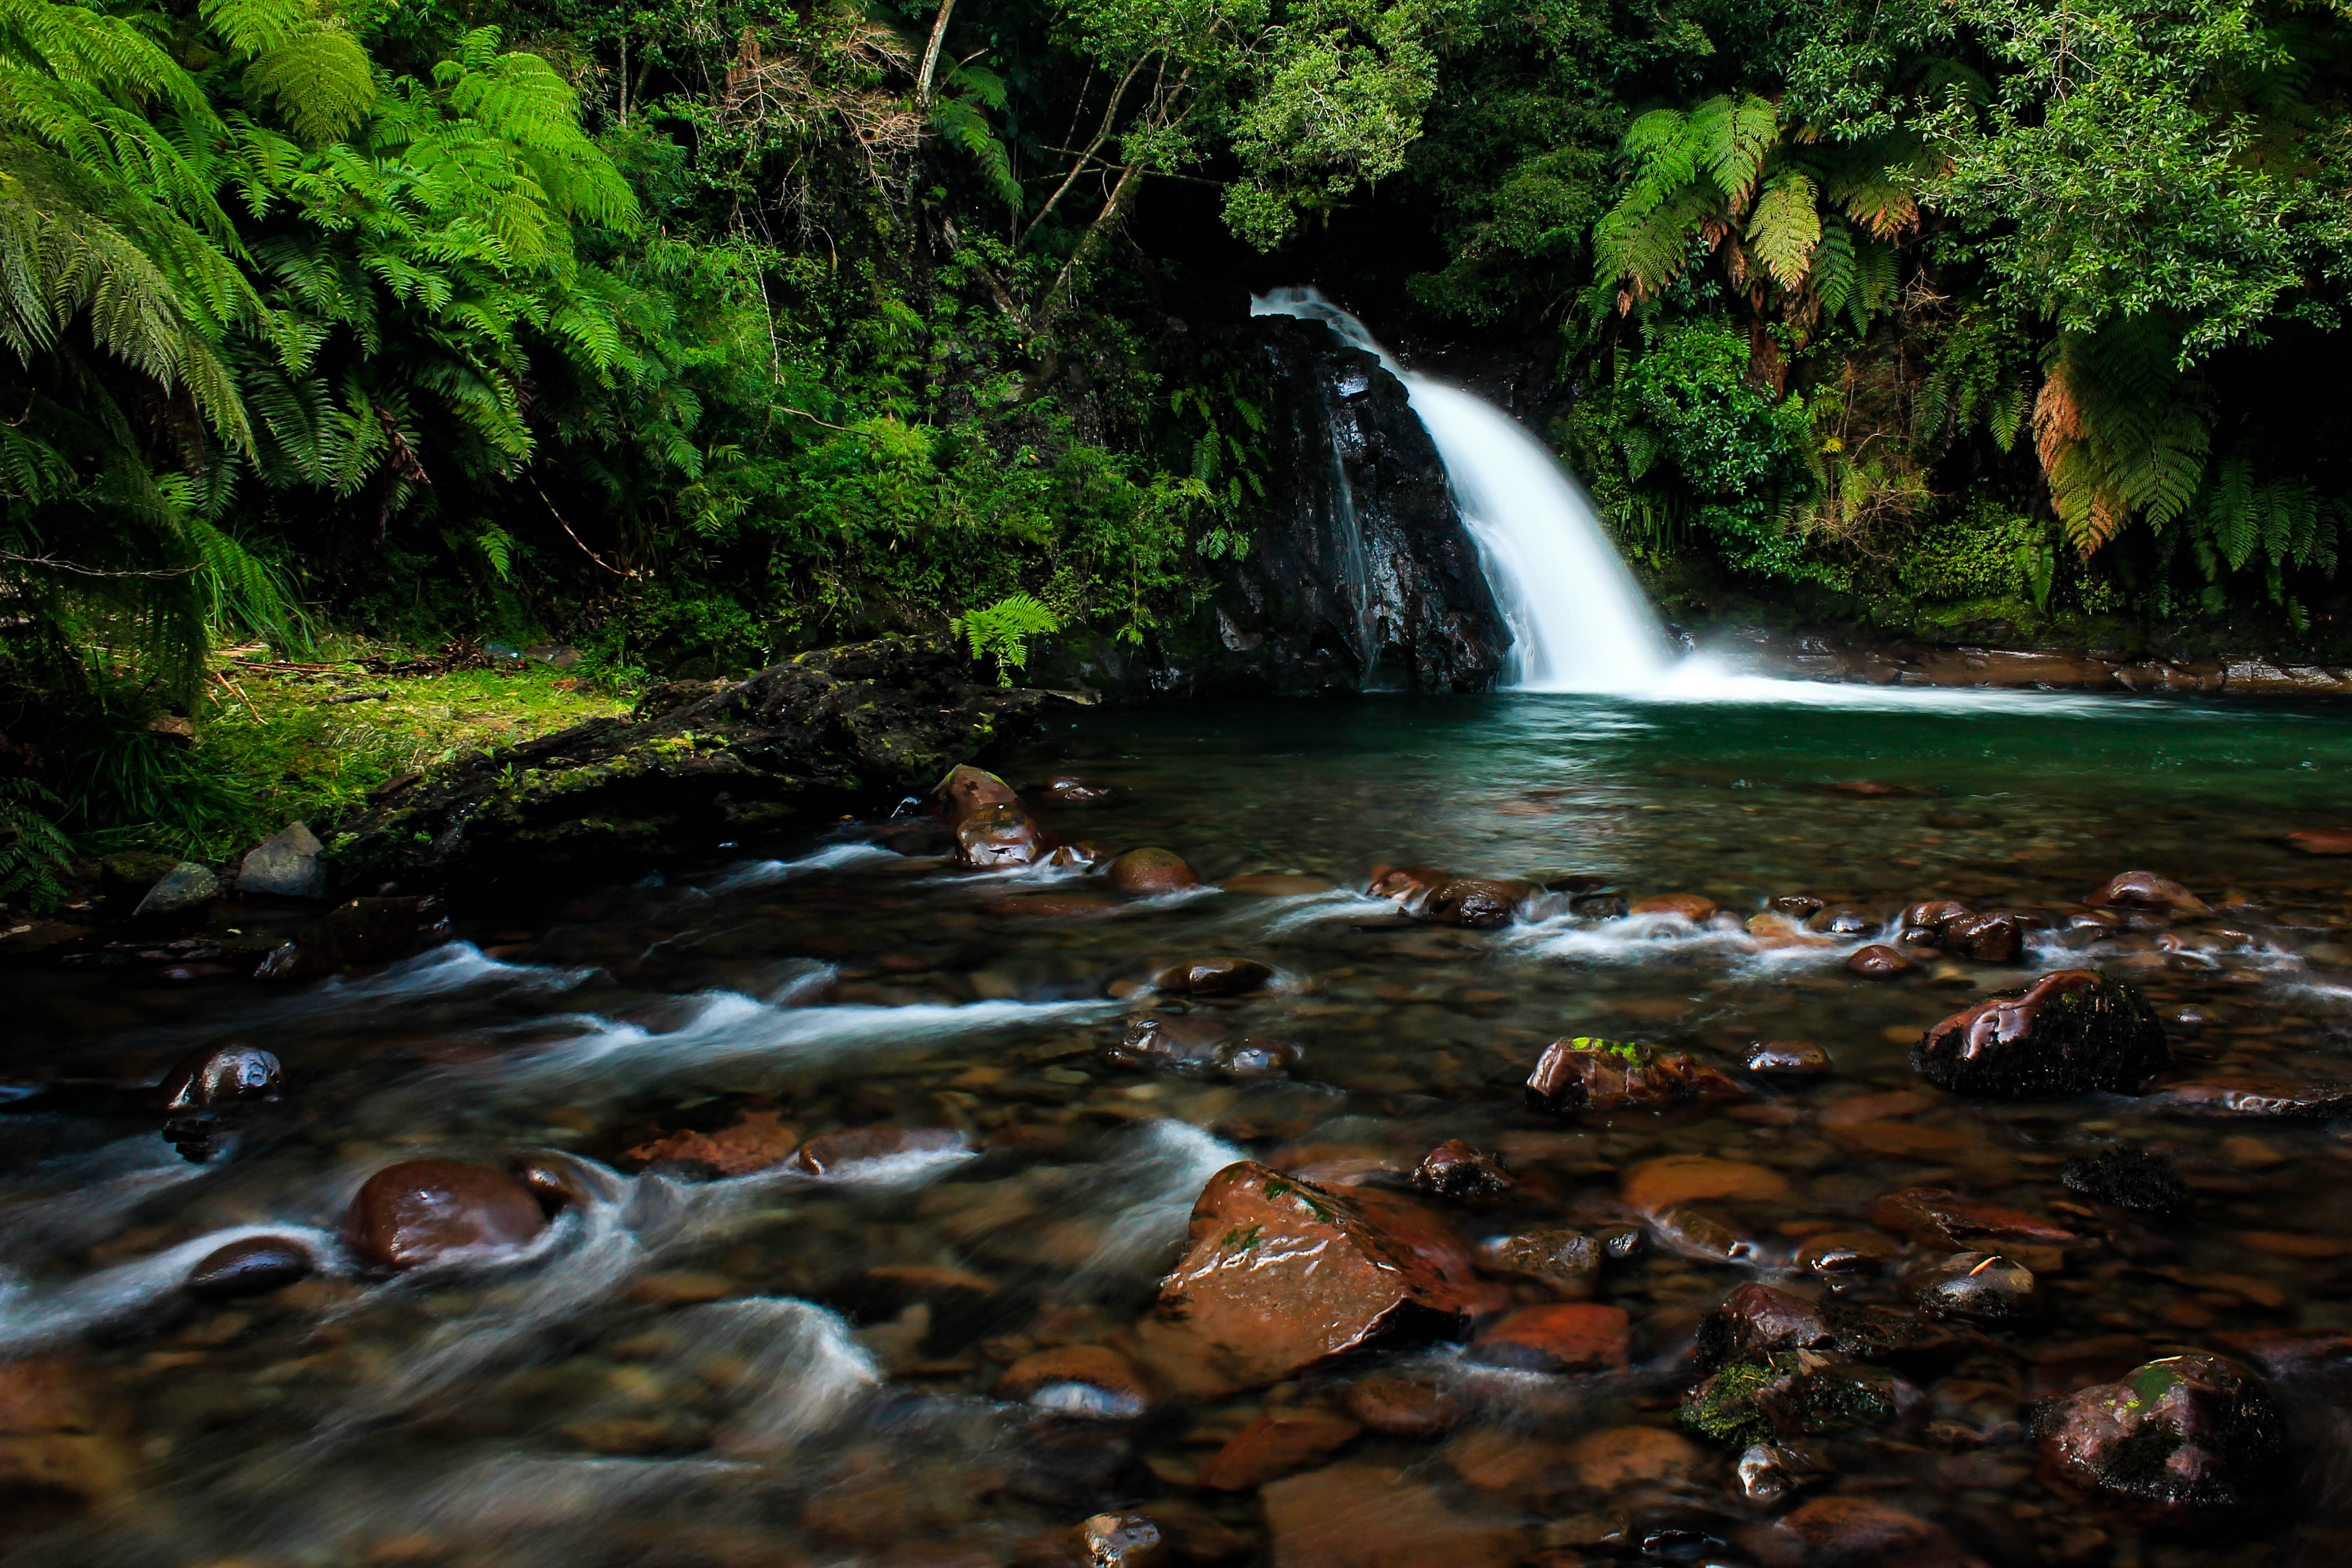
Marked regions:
[1039,317,1508,698]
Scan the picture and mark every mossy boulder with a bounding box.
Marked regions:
[1913,968,2169,1097]
[2035,1353,2282,1513]
[1683,1351,1903,1446]
[326,636,1052,896]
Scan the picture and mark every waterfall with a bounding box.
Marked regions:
[1251,287,1674,693]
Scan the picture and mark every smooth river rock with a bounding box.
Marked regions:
[1131,1162,1504,1396]
[342,1160,547,1272]
[186,1235,315,1299]
[1525,1038,1750,1113]
[1104,848,1199,895]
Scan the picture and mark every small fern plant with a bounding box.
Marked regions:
[0,778,74,912]
[951,595,1063,685]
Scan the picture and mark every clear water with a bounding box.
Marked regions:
[6,690,2352,1566]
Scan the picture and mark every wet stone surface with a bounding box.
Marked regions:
[2,692,2352,1566]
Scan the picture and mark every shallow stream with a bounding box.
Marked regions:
[7,688,2352,1568]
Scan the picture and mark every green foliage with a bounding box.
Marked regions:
[0,776,72,910]
[951,592,1064,682]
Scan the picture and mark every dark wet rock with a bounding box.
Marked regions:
[1152,957,1272,997]
[2142,1076,2352,1118]
[1868,1188,2077,1254]
[186,1235,314,1299]
[155,1042,284,1162]
[1131,1162,1504,1397]
[1339,1370,1464,1437]
[1695,1284,1832,1369]
[1480,1228,1598,1297]
[342,1159,547,1272]
[2035,1353,2282,1512]
[1907,1253,2036,1321]
[1259,1462,1523,1568]
[1570,892,1629,919]
[1467,1303,1630,1373]
[1912,969,2169,1097]
[2086,870,2212,918]
[792,1125,961,1175]
[1104,848,1199,895]
[1941,911,2023,963]
[1079,1512,1170,1568]
[1746,1039,1832,1076]
[1649,1204,1773,1266]
[329,636,1050,894]
[1743,1498,1974,1568]
[1903,900,1972,930]
[934,764,1019,822]
[999,1345,1153,1420]
[1525,1038,1751,1113]
[1770,894,1826,919]
[1810,906,1877,935]
[1215,1036,1303,1079]
[1894,924,1945,955]
[1540,873,1611,895]
[133,863,220,919]
[254,895,450,979]
[1410,1140,1511,1199]
[2287,827,2352,856]
[620,1107,801,1177]
[1596,1223,1649,1263]
[955,803,1046,869]
[1845,944,1913,979]
[1198,1407,1363,1490]
[1735,1444,1827,1507]
[1684,1352,1903,1446]
[2062,1148,2190,1219]
[155,1043,281,1114]
[1631,892,1717,921]
[1420,878,1530,929]
[238,821,325,899]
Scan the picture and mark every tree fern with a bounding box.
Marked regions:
[0,776,72,911]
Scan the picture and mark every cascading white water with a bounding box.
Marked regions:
[1251,286,1674,692]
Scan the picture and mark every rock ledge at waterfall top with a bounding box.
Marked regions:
[325,636,1052,894]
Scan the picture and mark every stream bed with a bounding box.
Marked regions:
[6,688,2352,1568]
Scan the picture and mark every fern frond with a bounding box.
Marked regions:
[1746,167,1820,290]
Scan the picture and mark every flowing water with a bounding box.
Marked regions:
[5,690,2352,1567]
[1250,288,1674,692]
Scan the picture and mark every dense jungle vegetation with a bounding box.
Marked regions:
[2,0,2351,889]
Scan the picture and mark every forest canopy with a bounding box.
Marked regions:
[3,0,2350,873]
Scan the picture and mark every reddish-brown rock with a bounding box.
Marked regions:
[1420,879,1530,929]
[1260,1464,1523,1568]
[622,1108,801,1175]
[2288,827,2352,856]
[1338,1370,1464,1437]
[342,1160,546,1272]
[2085,870,2212,917]
[935,764,1020,822]
[1631,893,1717,921]
[1868,1188,2076,1252]
[1197,1407,1363,1490]
[1623,1156,1790,1213]
[955,803,1045,869]
[1105,848,1200,895]
[1525,1038,1750,1113]
[1845,944,1913,979]
[1943,911,2023,963]
[1132,1163,1504,1397]
[1747,1039,1832,1076]
[1467,1303,1630,1372]
[1744,1498,1974,1568]
[1696,1283,1833,1368]
[1562,1425,1703,1489]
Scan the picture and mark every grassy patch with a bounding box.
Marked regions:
[179,650,635,856]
